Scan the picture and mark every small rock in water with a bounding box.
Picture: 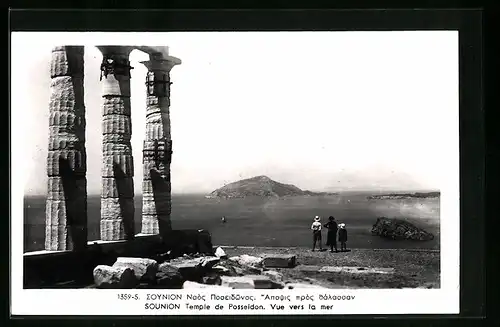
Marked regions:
[93,265,138,289]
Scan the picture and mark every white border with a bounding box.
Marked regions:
[10,32,459,316]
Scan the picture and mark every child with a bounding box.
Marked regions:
[310,216,323,251]
[338,223,348,252]
[324,216,338,253]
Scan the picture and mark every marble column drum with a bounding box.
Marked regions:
[97,46,135,241]
[45,46,88,251]
[140,56,180,235]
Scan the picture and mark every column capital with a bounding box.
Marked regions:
[97,46,135,82]
[96,45,135,57]
[140,56,181,73]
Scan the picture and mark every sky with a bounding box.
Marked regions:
[11,31,458,195]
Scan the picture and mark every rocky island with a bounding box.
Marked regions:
[206,175,338,199]
[371,217,435,241]
[367,191,440,200]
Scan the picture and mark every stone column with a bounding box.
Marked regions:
[140,54,180,235]
[97,46,135,241]
[46,46,87,251]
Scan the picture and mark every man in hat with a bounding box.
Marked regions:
[311,216,323,251]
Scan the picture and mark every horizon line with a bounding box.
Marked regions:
[23,188,440,198]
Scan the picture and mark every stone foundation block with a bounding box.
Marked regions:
[93,265,138,289]
[112,257,158,282]
[263,254,297,268]
[229,255,263,268]
[221,275,283,289]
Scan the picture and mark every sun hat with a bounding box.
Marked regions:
[314,216,321,221]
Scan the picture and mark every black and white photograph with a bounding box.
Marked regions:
[11,31,460,315]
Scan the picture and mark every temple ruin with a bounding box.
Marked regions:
[45,45,181,251]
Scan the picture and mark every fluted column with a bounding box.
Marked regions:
[97,46,135,241]
[140,54,181,235]
[46,46,87,251]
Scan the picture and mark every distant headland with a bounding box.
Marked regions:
[206,175,338,199]
[367,191,440,200]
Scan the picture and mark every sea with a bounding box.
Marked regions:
[23,193,440,253]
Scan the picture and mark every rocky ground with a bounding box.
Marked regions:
[222,246,439,289]
[88,246,439,290]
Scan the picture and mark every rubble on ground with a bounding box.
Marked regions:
[91,248,400,289]
[214,246,227,259]
[93,265,138,289]
[112,257,158,282]
[91,251,302,289]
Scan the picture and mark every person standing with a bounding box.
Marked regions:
[324,216,338,253]
[338,223,348,252]
[311,216,323,251]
